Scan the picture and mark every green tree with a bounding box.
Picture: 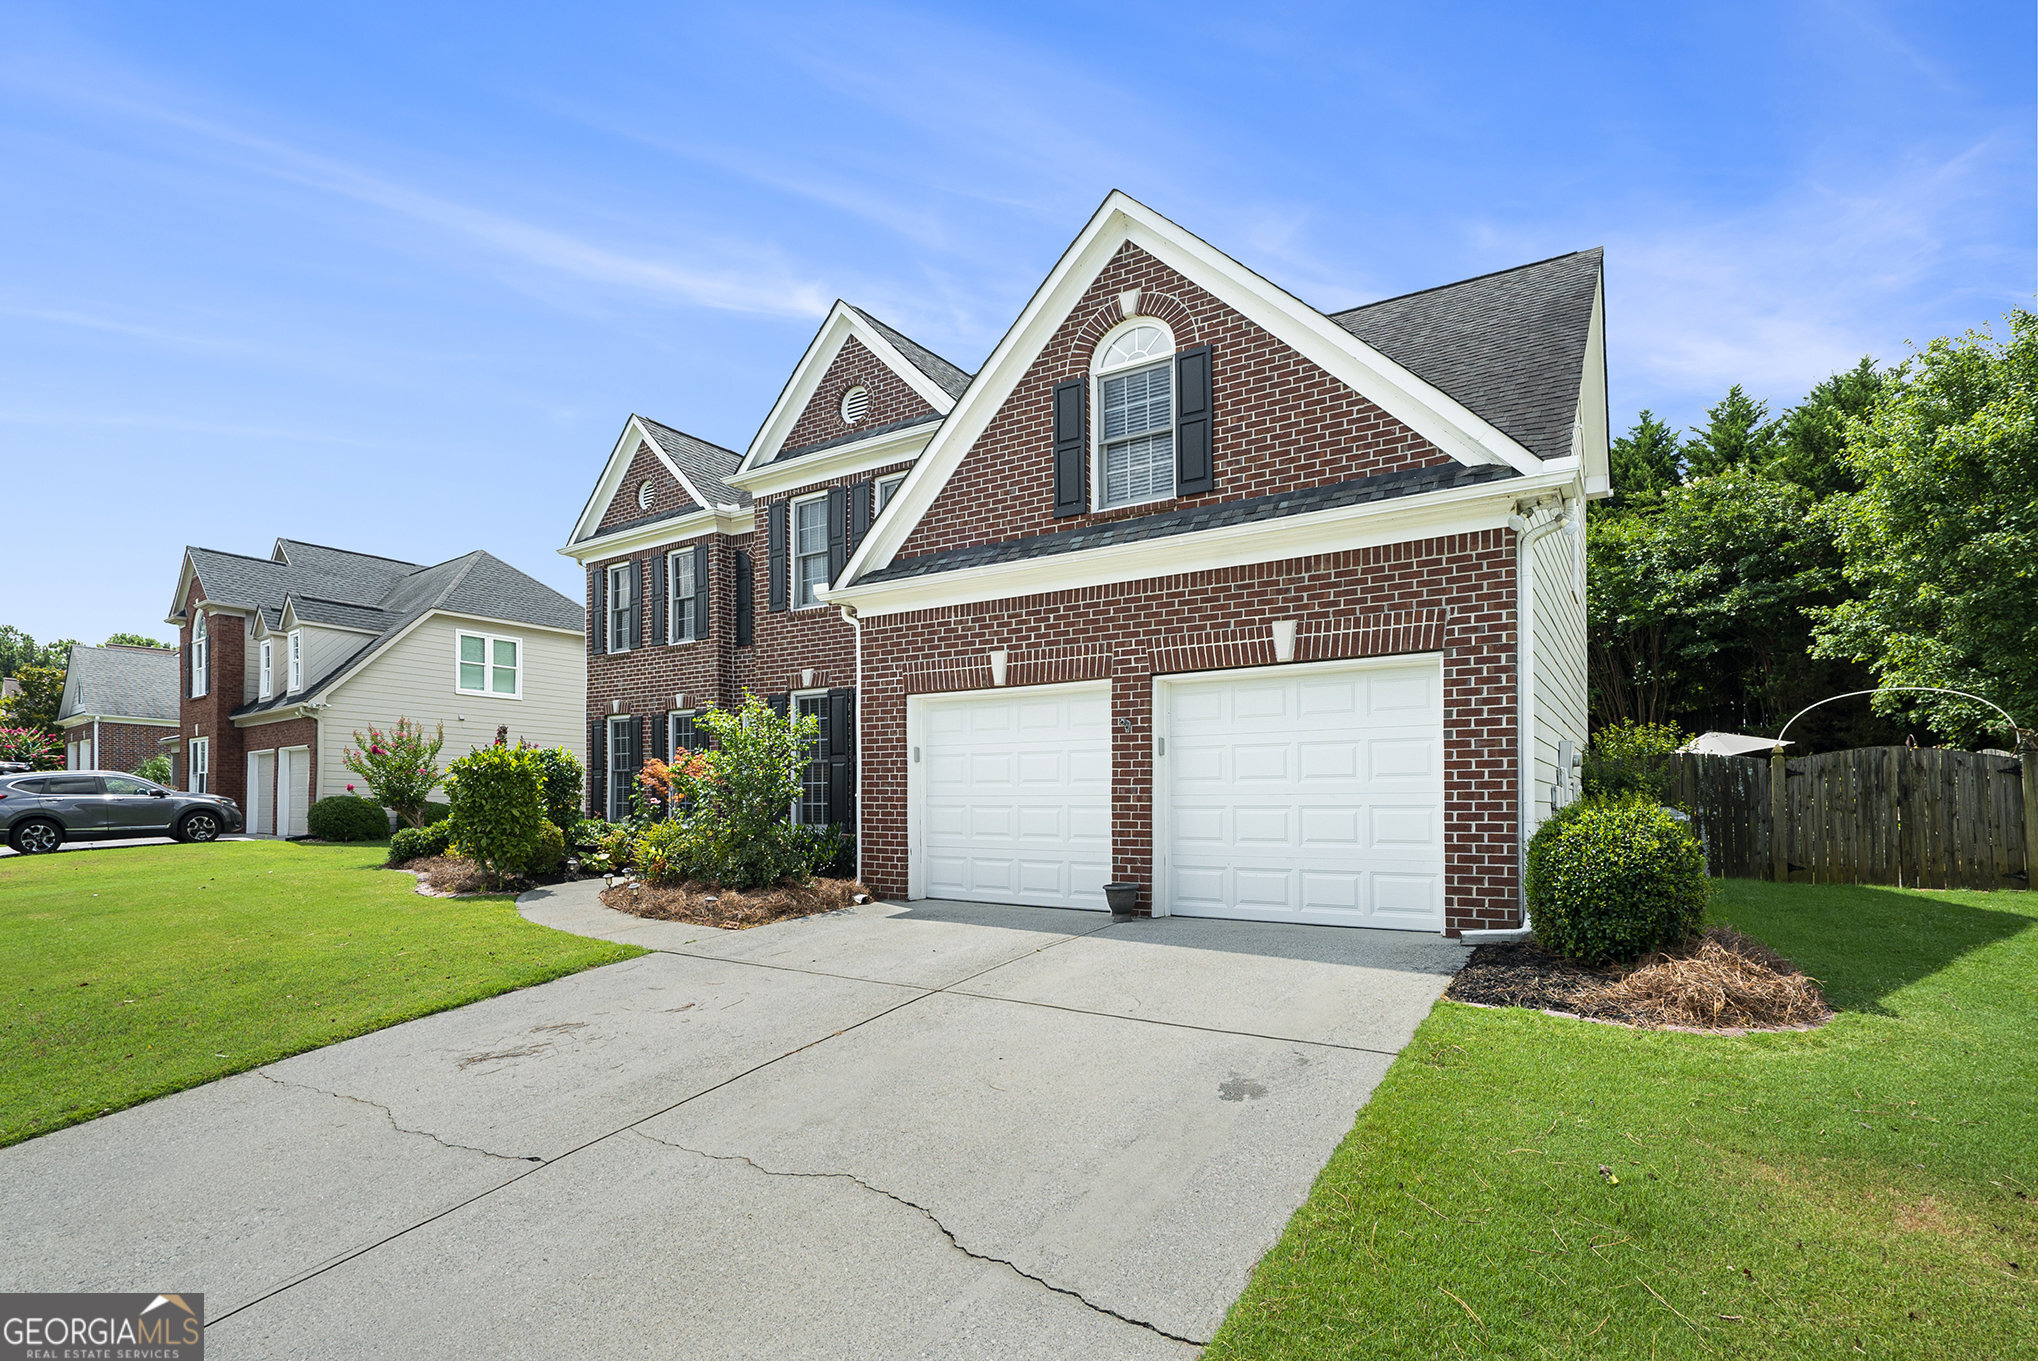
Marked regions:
[103,633,169,649]
[0,627,74,679]
[657,695,820,889]
[1764,357,1888,500]
[1684,384,1778,478]
[1606,410,1683,510]
[342,719,446,828]
[0,663,66,736]
[1812,313,2038,748]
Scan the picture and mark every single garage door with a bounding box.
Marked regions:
[1158,656,1445,930]
[913,682,1111,910]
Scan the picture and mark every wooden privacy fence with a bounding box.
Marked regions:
[1663,746,2036,891]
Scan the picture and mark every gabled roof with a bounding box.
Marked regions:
[565,415,747,547]
[637,417,749,507]
[737,300,971,473]
[168,538,580,719]
[57,643,179,723]
[1330,249,1603,463]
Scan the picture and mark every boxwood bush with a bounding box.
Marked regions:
[387,820,453,865]
[1526,799,1708,965]
[444,743,546,886]
[526,819,566,877]
[306,795,391,843]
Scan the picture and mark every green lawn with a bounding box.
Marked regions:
[1209,881,2038,1359]
[0,839,641,1146]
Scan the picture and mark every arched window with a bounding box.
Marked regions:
[1090,318,1176,508]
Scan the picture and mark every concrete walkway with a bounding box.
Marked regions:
[1,882,1464,1357]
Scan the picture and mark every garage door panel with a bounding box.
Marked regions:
[1164,658,1444,931]
[916,685,1111,911]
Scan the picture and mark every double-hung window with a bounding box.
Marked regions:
[1093,321,1176,509]
[258,639,273,699]
[792,496,829,608]
[189,736,210,794]
[456,631,521,697]
[286,630,303,692]
[668,549,697,643]
[792,694,829,825]
[190,613,209,698]
[607,563,634,651]
[607,715,635,822]
[669,711,700,756]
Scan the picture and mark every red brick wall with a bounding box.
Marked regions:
[241,717,320,825]
[584,538,745,725]
[856,530,1520,934]
[779,336,936,455]
[93,721,174,774]
[898,241,1455,561]
[178,580,248,804]
[596,441,698,534]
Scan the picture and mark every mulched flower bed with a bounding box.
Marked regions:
[1447,927,1832,1031]
[602,877,870,930]
[392,855,571,897]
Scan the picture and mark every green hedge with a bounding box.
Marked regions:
[305,795,391,843]
[1526,799,1708,965]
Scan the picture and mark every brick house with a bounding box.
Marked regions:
[166,539,585,835]
[559,304,971,823]
[55,643,180,772]
[570,193,1605,934]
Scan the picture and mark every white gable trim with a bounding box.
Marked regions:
[738,301,958,475]
[843,192,1555,587]
[274,601,380,638]
[567,416,721,546]
[557,504,753,564]
[1577,277,1611,498]
[727,419,938,499]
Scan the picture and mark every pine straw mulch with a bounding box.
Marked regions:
[397,855,496,897]
[601,877,870,930]
[1446,927,1833,1032]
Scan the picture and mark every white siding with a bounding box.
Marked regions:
[299,625,369,696]
[315,613,586,802]
[1530,504,1590,827]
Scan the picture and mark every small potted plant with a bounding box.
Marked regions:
[1104,882,1141,919]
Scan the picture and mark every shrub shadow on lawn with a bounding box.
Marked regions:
[1711,879,2034,1015]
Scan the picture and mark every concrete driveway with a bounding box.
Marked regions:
[0,886,1462,1357]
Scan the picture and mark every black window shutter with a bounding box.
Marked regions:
[651,553,668,646]
[592,566,606,654]
[733,549,754,645]
[826,686,854,829]
[1175,344,1214,495]
[826,485,848,585]
[767,502,789,612]
[1053,378,1088,517]
[588,718,605,818]
[633,560,648,648]
[652,710,669,763]
[693,543,711,640]
[848,480,873,552]
[769,692,789,721]
[586,568,597,656]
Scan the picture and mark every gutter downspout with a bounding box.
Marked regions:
[841,604,863,886]
[1464,496,1568,944]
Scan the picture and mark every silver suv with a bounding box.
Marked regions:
[0,771,244,854]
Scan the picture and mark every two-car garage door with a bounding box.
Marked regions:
[909,657,1445,930]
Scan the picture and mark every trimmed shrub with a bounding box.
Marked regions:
[1581,720,1684,804]
[634,820,697,886]
[444,744,546,886]
[388,826,435,865]
[569,818,611,851]
[133,754,174,785]
[306,795,391,843]
[1527,799,1709,966]
[526,819,566,877]
[528,745,585,830]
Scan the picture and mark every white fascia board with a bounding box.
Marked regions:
[737,302,958,475]
[728,422,937,499]
[62,713,178,728]
[557,505,753,564]
[827,468,1579,620]
[567,416,722,546]
[841,191,1550,589]
[1577,278,1612,499]
[275,602,379,637]
[234,705,317,728]
[166,551,203,623]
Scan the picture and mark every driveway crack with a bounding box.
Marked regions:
[633,1130,1203,1347]
[257,1072,541,1164]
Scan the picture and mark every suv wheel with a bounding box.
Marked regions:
[9,819,64,854]
[177,810,222,843]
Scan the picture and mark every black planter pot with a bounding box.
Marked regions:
[1104,883,1142,918]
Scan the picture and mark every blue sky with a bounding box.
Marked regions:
[3,1,2030,645]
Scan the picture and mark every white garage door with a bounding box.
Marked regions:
[1159,656,1445,930]
[914,682,1111,910]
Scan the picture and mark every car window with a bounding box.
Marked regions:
[43,776,102,795]
[6,777,47,794]
[102,776,157,795]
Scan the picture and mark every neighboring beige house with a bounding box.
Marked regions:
[166,539,585,835]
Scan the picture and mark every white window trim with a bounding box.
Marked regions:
[668,709,699,757]
[606,714,635,822]
[606,562,634,653]
[286,629,303,693]
[875,473,907,515]
[1090,316,1178,513]
[190,612,209,698]
[454,629,524,700]
[188,736,210,794]
[790,689,829,825]
[258,639,273,700]
[790,492,831,610]
[666,549,699,645]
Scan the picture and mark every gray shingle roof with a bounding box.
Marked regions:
[850,307,974,400]
[178,539,581,718]
[1328,248,1601,462]
[637,417,749,508]
[861,462,1518,584]
[57,643,179,723]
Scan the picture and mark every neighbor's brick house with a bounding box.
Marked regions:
[56,643,181,773]
[567,193,1607,934]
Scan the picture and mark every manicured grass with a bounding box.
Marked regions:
[0,840,641,1146]
[1208,881,2038,1359]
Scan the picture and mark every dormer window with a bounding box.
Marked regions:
[259,639,273,699]
[1092,320,1176,509]
[287,630,303,692]
[840,385,869,425]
